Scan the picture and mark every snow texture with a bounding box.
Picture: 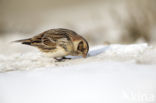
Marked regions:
[0,43,156,72]
[0,43,156,103]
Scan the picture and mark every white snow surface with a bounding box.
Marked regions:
[0,43,156,103]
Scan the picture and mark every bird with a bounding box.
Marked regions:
[14,28,89,61]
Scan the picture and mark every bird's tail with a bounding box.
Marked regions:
[13,38,32,45]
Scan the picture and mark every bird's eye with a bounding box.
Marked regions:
[77,41,84,52]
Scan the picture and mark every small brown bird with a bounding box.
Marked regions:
[14,28,89,61]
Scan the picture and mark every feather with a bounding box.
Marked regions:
[13,38,32,45]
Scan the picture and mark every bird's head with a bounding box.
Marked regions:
[73,37,89,58]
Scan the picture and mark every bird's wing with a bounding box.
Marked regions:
[14,29,72,52]
[33,31,72,51]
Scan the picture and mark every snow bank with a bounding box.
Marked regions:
[0,43,156,72]
[0,62,156,103]
[0,43,156,103]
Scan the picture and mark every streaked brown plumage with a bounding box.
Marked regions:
[14,28,89,61]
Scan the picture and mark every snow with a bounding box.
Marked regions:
[0,43,156,103]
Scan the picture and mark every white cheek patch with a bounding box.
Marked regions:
[73,41,80,51]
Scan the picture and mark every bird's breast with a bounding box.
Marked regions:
[44,46,70,58]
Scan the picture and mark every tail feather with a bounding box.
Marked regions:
[13,38,32,45]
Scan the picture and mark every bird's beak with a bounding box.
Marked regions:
[82,53,87,58]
